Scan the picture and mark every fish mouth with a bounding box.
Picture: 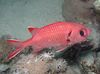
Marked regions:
[86,28,92,36]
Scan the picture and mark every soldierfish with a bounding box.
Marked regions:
[6,21,91,61]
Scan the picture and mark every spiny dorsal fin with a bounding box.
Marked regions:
[28,26,40,35]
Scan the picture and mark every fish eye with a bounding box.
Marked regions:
[80,30,84,36]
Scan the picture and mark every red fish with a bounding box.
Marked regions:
[6,21,91,61]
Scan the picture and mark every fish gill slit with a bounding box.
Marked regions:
[66,31,72,42]
[68,31,72,37]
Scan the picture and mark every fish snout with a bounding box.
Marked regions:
[86,28,92,36]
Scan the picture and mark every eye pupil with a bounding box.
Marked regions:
[80,30,84,36]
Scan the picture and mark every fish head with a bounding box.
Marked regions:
[68,23,91,44]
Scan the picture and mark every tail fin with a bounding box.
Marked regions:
[5,38,32,61]
[5,39,23,61]
[6,46,23,61]
[7,39,21,46]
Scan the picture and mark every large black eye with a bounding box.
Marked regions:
[80,30,84,36]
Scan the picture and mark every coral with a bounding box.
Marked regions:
[8,41,94,74]
[94,0,100,11]
[0,35,100,74]
[9,50,68,74]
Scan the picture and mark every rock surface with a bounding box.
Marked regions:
[62,0,95,22]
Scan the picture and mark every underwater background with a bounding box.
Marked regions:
[0,0,100,74]
[0,0,64,40]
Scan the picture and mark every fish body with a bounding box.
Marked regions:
[6,22,91,61]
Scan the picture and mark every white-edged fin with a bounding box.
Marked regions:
[7,39,21,46]
[28,26,40,35]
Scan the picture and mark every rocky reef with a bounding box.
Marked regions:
[0,35,100,74]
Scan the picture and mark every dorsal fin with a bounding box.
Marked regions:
[7,39,21,46]
[28,26,40,35]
